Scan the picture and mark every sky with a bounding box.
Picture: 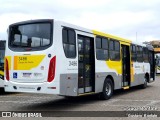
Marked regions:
[0,0,160,43]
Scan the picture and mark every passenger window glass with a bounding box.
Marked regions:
[131,45,137,61]
[96,49,108,60]
[62,28,76,58]
[96,36,109,60]
[10,23,51,50]
[109,40,114,50]
[69,30,75,44]
[115,41,120,51]
[96,37,101,49]
[109,40,120,61]
[43,39,50,46]
[62,29,68,43]
[13,34,21,45]
[102,38,108,49]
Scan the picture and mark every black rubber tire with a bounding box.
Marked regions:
[141,77,148,89]
[100,78,113,100]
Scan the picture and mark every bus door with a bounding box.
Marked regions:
[149,50,155,80]
[121,45,130,87]
[78,35,95,94]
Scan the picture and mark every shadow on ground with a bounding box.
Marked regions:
[16,85,153,111]
[0,88,18,95]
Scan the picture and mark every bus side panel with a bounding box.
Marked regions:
[130,62,150,87]
[57,25,78,96]
[95,72,122,93]
[60,74,78,96]
[130,74,145,86]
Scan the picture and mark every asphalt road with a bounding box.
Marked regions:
[1,76,160,119]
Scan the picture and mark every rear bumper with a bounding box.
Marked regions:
[4,81,59,94]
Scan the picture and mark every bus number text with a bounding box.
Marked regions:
[19,57,27,61]
[69,61,77,66]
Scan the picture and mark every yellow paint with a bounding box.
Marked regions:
[14,56,18,70]
[92,30,135,83]
[123,86,129,90]
[79,92,95,96]
[14,55,45,70]
[92,30,132,43]
[106,60,122,74]
[5,56,11,70]
[120,41,130,46]
[131,62,134,82]
[0,70,4,75]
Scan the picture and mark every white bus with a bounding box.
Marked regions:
[0,40,5,87]
[4,19,155,99]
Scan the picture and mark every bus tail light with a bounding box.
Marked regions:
[5,59,10,81]
[48,56,56,82]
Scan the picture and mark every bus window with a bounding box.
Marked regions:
[131,44,137,61]
[62,28,76,58]
[143,47,149,62]
[96,37,108,60]
[109,39,120,61]
[137,46,143,62]
[9,22,52,51]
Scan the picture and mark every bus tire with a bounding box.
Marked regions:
[141,77,147,89]
[100,78,113,100]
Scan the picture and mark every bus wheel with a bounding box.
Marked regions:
[101,78,113,100]
[141,77,147,89]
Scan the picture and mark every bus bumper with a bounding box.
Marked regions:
[4,81,59,94]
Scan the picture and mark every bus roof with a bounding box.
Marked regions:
[9,19,152,48]
[92,30,131,43]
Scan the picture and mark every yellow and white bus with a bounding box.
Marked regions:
[4,19,155,99]
[0,40,6,87]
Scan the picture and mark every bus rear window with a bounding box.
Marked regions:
[9,22,52,51]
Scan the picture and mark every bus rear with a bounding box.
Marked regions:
[4,19,60,94]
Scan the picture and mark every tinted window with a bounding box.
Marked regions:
[131,44,137,61]
[9,23,51,50]
[115,41,120,51]
[69,30,75,44]
[96,49,108,60]
[133,45,136,52]
[63,44,76,58]
[62,29,68,43]
[109,40,114,50]
[102,38,108,49]
[137,46,143,62]
[109,39,120,61]
[96,37,101,49]
[96,36,109,60]
[143,47,149,62]
[62,28,76,58]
